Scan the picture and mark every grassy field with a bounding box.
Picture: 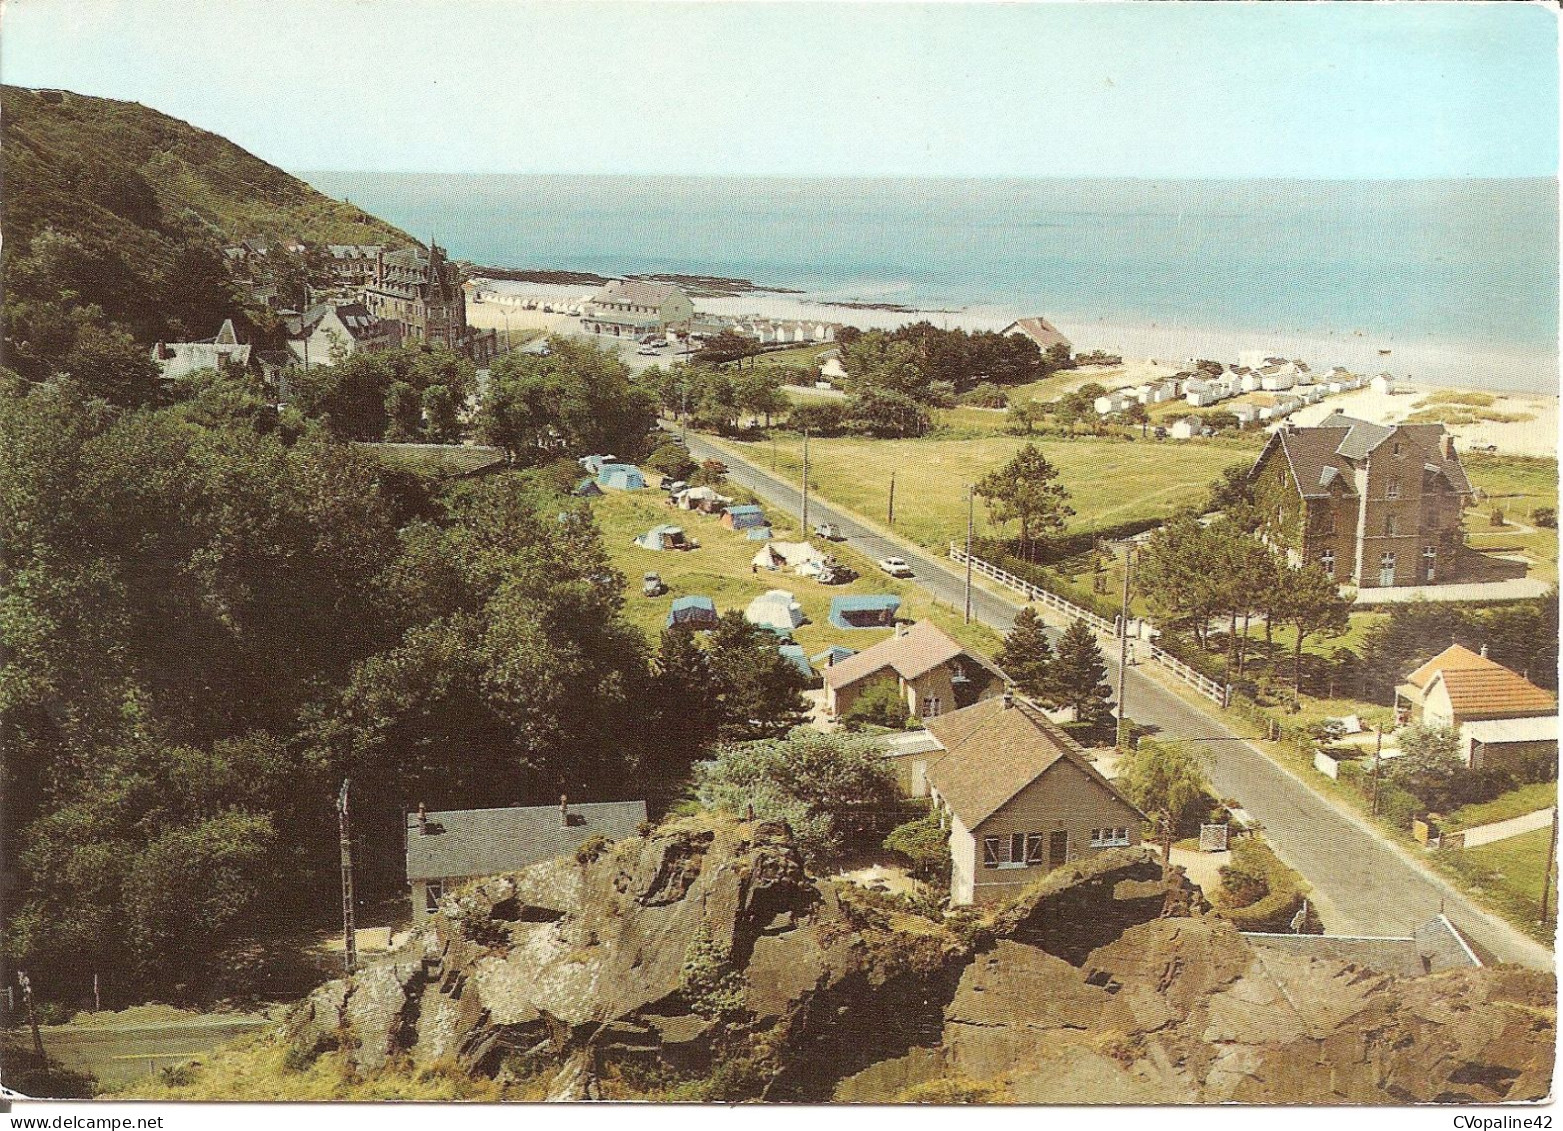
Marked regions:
[1458,825,1558,912]
[589,484,1002,660]
[1461,453,1559,585]
[706,434,1252,554]
[1445,783,1558,833]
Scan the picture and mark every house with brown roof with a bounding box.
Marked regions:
[1248,411,1474,588]
[1395,644,1557,770]
[918,695,1145,905]
[1001,316,1073,356]
[822,620,1005,720]
[581,279,695,337]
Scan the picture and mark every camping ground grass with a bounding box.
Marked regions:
[1460,452,1560,586]
[703,433,1253,554]
[588,483,1002,659]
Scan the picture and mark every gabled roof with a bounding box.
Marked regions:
[1431,666,1557,720]
[1002,316,1072,352]
[406,801,647,881]
[923,697,1144,828]
[823,621,1001,692]
[592,279,686,307]
[1405,644,1486,690]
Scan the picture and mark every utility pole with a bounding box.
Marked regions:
[964,485,975,624]
[337,779,358,977]
[801,428,810,531]
[888,471,896,527]
[17,970,43,1059]
[1115,544,1133,751]
[1541,805,1559,928]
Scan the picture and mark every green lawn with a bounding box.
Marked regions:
[589,485,1002,660]
[1460,453,1559,585]
[1445,783,1558,833]
[706,433,1251,554]
[1460,825,1558,908]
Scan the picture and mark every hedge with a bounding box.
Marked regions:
[1213,839,1310,932]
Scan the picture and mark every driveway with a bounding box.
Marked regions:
[671,424,1554,970]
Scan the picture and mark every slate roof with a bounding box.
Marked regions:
[591,279,686,308]
[1253,412,1471,500]
[822,621,1002,693]
[406,801,647,881]
[923,697,1143,829]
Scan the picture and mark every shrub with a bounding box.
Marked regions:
[575,835,609,865]
[1490,507,1506,527]
[1214,839,1309,931]
[959,382,1009,409]
[883,812,951,887]
[1534,506,1557,529]
[646,443,697,481]
[841,676,910,731]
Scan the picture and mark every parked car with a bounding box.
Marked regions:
[878,556,914,578]
[816,560,856,585]
[637,345,659,356]
[814,522,846,541]
[642,572,667,597]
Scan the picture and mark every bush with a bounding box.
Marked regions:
[575,835,609,865]
[958,382,1009,409]
[1534,506,1557,529]
[841,677,910,731]
[788,401,849,436]
[1490,507,1506,527]
[1214,839,1310,931]
[646,443,697,481]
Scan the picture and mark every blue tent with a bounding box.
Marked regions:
[829,594,901,630]
[666,595,720,630]
[579,454,618,473]
[744,526,774,541]
[778,644,819,687]
[572,477,603,497]
[598,463,647,490]
[722,504,768,530]
[811,645,857,667]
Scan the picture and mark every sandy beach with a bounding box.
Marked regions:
[1290,382,1559,459]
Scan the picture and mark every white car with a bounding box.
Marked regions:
[878,556,914,578]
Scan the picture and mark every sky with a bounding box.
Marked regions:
[2,0,1557,179]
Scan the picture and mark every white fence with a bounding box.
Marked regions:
[949,543,1228,705]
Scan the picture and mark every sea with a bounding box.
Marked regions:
[302,174,1559,392]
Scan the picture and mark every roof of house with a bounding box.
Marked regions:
[670,595,717,612]
[1463,715,1558,745]
[923,697,1144,828]
[822,620,1002,692]
[1405,644,1494,690]
[1253,412,1471,499]
[592,279,687,308]
[406,801,647,882]
[725,505,765,516]
[1431,666,1557,720]
[1002,316,1073,352]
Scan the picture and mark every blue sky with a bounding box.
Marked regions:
[3,0,1556,178]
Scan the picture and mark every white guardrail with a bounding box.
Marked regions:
[949,543,1228,705]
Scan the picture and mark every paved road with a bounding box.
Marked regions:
[673,425,1555,970]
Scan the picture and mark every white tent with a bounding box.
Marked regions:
[745,589,806,633]
[675,485,731,511]
[751,541,826,574]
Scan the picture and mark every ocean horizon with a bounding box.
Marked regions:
[303,173,1560,392]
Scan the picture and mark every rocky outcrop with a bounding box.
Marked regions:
[284,819,1554,1104]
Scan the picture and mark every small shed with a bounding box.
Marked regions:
[778,644,819,688]
[598,463,647,490]
[1170,416,1203,441]
[829,594,901,630]
[722,504,768,530]
[667,595,720,630]
[635,524,692,551]
[572,478,604,498]
[746,589,806,633]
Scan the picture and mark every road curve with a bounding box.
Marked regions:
[671,424,1555,970]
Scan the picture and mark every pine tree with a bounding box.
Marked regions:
[1053,619,1115,731]
[995,606,1058,706]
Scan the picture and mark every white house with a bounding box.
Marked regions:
[1184,381,1223,407]
[1169,415,1205,440]
[1230,403,1260,425]
[1259,366,1296,392]
[1095,392,1133,415]
[1371,373,1397,394]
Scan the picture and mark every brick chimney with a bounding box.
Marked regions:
[560,793,570,828]
[1442,433,1457,461]
[1002,687,1015,709]
[416,802,427,835]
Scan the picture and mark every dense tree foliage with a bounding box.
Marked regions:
[995,607,1059,708]
[974,443,1075,559]
[290,346,477,442]
[1116,740,1212,842]
[1052,620,1115,732]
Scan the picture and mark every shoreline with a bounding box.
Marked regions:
[472,276,1559,397]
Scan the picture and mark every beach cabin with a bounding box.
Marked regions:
[1094,392,1132,415]
[722,504,768,531]
[598,463,647,490]
[745,589,806,634]
[635,524,693,551]
[1371,373,1397,395]
[1230,403,1260,426]
[1259,366,1295,392]
[829,594,902,630]
[572,478,604,498]
[778,644,819,687]
[666,596,720,631]
[1169,416,1204,441]
[1184,381,1222,407]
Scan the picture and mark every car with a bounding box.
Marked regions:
[637,345,659,356]
[814,522,846,541]
[642,572,667,597]
[878,556,914,578]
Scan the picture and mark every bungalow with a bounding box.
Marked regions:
[667,595,720,630]
[1184,381,1223,408]
[406,798,647,920]
[1169,416,1205,441]
[828,594,901,630]
[1094,392,1133,416]
[1395,644,1557,770]
[1239,372,1265,393]
[721,504,769,531]
[1259,366,1296,392]
[921,695,1146,906]
[822,620,1006,720]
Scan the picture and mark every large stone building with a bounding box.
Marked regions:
[580,279,695,337]
[363,243,497,362]
[1248,411,1473,588]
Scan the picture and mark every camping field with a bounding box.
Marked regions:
[1460,452,1560,586]
[588,483,1002,660]
[704,433,1253,553]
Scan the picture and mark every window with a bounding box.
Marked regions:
[924,696,942,718]
[424,880,444,911]
[1384,514,1398,537]
[1008,833,1027,867]
[1025,834,1045,865]
[1392,441,1403,457]
[982,837,1001,869]
[1387,479,1401,499]
[1379,552,1396,587]
[1090,828,1132,848]
[1423,545,1437,583]
[1320,549,1336,577]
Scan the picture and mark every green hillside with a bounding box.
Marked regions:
[2,85,415,377]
